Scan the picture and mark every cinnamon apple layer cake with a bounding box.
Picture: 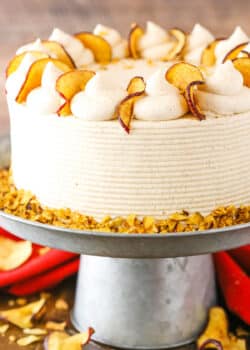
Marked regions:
[3,21,250,233]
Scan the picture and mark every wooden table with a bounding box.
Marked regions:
[0,0,250,348]
[0,277,196,350]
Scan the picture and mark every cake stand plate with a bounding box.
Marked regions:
[1,135,250,349]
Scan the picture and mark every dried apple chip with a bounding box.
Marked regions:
[165,62,204,92]
[74,32,112,63]
[128,23,144,59]
[0,298,47,329]
[127,76,146,94]
[44,327,94,350]
[6,51,49,77]
[197,307,247,350]
[117,92,144,133]
[56,70,95,116]
[223,42,248,63]
[0,237,32,271]
[185,81,205,120]
[17,335,42,346]
[165,28,186,60]
[201,39,222,67]
[42,40,76,68]
[16,58,71,103]
[233,57,250,87]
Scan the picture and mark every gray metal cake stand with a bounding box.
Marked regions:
[0,135,250,349]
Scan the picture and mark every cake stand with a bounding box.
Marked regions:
[0,135,250,349]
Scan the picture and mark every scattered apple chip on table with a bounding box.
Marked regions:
[44,327,94,350]
[197,307,247,350]
[17,335,42,346]
[0,236,32,271]
[0,297,47,329]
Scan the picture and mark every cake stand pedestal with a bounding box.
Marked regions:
[1,136,250,349]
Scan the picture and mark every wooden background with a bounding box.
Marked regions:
[0,0,250,348]
[1,0,250,135]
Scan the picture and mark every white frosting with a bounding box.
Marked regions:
[197,61,250,115]
[49,28,94,67]
[26,62,64,114]
[134,69,188,121]
[71,73,126,120]
[16,38,54,57]
[215,26,249,63]
[9,101,250,219]
[5,53,37,100]
[138,21,174,60]
[185,24,214,65]
[94,24,127,59]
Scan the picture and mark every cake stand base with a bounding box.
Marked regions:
[72,254,216,349]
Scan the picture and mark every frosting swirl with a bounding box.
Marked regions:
[49,28,94,67]
[138,21,174,60]
[6,53,37,100]
[196,61,250,115]
[71,73,126,120]
[134,68,188,121]
[215,26,249,63]
[16,38,55,57]
[26,62,65,114]
[94,24,128,59]
[185,24,214,65]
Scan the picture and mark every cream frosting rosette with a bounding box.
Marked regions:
[49,28,94,66]
[93,24,128,59]
[137,21,174,60]
[185,24,214,65]
[71,73,127,120]
[134,68,188,121]
[196,60,250,115]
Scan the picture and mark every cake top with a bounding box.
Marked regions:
[5,21,250,133]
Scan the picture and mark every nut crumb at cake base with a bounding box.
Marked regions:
[1,169,250,234]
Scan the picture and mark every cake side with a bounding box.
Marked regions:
[9,101,250,219]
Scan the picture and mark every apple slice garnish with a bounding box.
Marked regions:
[223,42,248,63]
[165,62,204,92]
[201,39,223,67]
[0,298,47,329]
[128,23,144,59]
[166,63,205,120]
[74,32,112,63]
[117,76,146,133]
[0,236,32,271]
[127,76,145,94]
[233,57,250,87]
[56,70,95,116]
[16,58,71,103]
[44,327,94,350]
[42,40,76,68]
[185,81,205,120]
[6,51,49,77]
[165,28,186,60]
